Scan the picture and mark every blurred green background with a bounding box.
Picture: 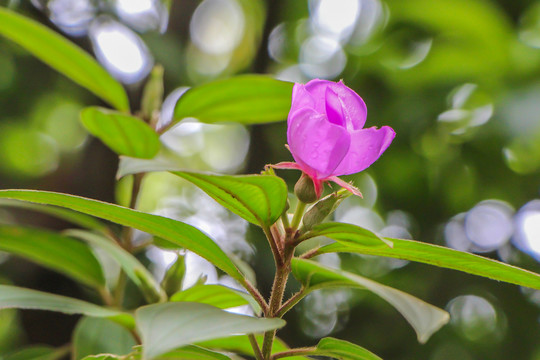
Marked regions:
[1,0,540,359]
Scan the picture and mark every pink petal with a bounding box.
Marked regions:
[328,176,363,197]
[288,83,316,121]
[332,126,395,176]
[287,108,351,179]
[304,79,367,130]
[325,87,346,127]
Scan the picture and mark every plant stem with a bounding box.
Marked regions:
[263,225,283,266]
[242,278,269,314]
[290,201,307,231]
[276,286,307,317]
[271,346,317,359]
[249,334,265,360]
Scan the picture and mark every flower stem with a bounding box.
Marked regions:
[290,201,307,231]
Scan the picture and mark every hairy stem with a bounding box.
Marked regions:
[249,334,265,360]
[271,346,317,359]
[276,286,307,318]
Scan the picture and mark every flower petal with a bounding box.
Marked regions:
[325,87,346,127]
[288,83,316,120]
[287,108,351,179]
[305,79,367,130]
[332,125,395,176]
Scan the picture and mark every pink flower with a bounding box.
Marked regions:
[274,79,395,198]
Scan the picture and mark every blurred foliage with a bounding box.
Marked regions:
[1,0,540,359]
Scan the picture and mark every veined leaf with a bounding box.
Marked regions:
[0,199,106,231]
[169,75,292,130]
[80,107,160,159]
[300,337,381,360]
[159,346,232,360]
[136,302,286,359]
[3,345,69,360]
[198,335,307,360]
[0,190,244,283]
[0,226,105,289]
[0,285,134,329]
[291,258,449,343]
[171,172,288,227]
[66,230,166,303]
[72,317,137,360]
[0,8,129,111]
[301,222,392,248]
[170,284,260,314]
[317,237,540,290]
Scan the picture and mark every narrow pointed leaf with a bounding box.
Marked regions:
[72,317,137,360]
[317,236,540,290]
[0,8,129,111]
[80,107,160,159]
[198,336,307,360]
[311,337,382,360]
[159,346,232,360]
[169,75,293,130]
[170,284,260,314]
[66,230,166,303]
[0,226,105,289]
[0,199,106,231]
[0,190,244,282]
[3,346,69,360]
[0,285,134,329]
[136,302,286,359]
[171,172,288,227]
[302,222,393,248]
[292,258,449,343]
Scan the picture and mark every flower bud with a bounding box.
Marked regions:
[302,189,351,231]
[160,254,186,297]
[294,173,318,203]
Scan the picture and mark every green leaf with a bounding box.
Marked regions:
[198,336,307,360]
[0,190,244,283]
[158,346,231,360]
[73,317,137,360]
[171,172,288,227]
[136,302,286,359]
[311,337,382,360]
[0,199,106,231]
[0,8,129,111]
[3,346,69,360]
[0,285,134,329]
[302,222,393,248]
[80,107,160,159]
[66,230,166,303]
[0,226,105,289]
[317,236,540,290]
[170,284,260,314]
[291,258,449,343]
[169,75,293,130]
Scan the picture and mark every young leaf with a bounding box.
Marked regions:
[301,222,392,248]
[291,258,449,343]
[0,285,135,329]
[170,284,261,314]
[66,230,166,303]
[159,346,232,360]
[171,172,288,227]
[169,75,293,130]
[80,107,160,159]
[136,302,286,359]
[0,8,129,111]
[72,317,137,360]
[317,237,540,290]
[0,226,105,289]
[0,190,244,283]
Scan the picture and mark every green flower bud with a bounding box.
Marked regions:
[294,173,318,203]
[160,254,186,297]
[302,189,351,231]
